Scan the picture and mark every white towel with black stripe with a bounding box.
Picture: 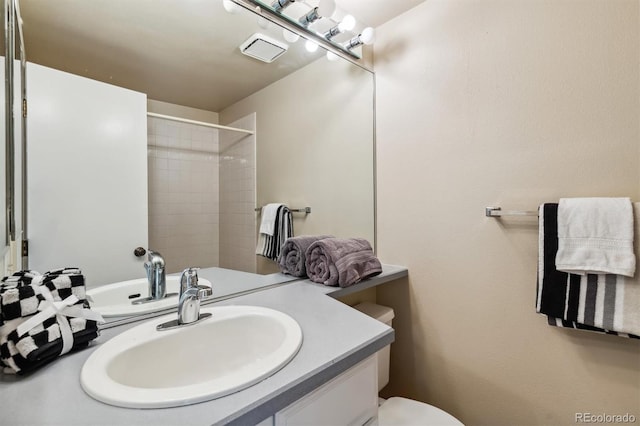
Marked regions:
[537,203,640,338]
[256,204,293,261]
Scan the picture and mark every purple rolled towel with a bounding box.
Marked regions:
[305,238,382,287]
[278,235,333,277]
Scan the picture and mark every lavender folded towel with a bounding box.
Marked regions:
[278,235,333,277]
[305,238,382,287]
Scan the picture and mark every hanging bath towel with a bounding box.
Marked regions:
[256,204,293,261]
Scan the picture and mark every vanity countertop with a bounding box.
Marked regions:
[0,264,407,426]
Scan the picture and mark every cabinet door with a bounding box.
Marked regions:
[275,356,378,426]
[26,62,148,287]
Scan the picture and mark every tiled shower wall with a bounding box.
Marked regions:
[219,113,257,273]
[147,117,220,274]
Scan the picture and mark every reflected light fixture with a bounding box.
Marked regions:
[305,40,319,52]
[271,0,295,13]
[326,51,339,61]
[323,14,355,40]
[299,0,336,27]
[344,27,375,50]
[222,0,240,14]
[282,29,300,43]
[257,16,270,29]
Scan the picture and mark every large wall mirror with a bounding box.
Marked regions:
[3,0,375,323]
[1,0,25,275]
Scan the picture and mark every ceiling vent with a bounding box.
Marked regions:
[239,33,289,63]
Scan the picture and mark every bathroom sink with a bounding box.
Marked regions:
[86,276,212,317]
[80,305,303,408]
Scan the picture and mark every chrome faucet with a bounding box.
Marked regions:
[144,250,166,300]
[157,267,213,330]
[133,250,178,305]
[178,267,213,324]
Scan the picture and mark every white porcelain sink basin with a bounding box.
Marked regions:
[86,276,212,317]
[81,305,303,408]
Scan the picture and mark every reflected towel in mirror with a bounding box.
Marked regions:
[256,205,293,261]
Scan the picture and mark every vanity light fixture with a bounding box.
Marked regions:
[298,0,336,27]
[344,27,376,51]
[323,14,355,40]
[242,0,368,60]
[271,0,295,13]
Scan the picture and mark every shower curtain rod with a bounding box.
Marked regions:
[146,112,254,135]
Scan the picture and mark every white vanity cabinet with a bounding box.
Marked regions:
[257,355,378,426]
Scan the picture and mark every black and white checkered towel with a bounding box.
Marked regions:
[1,268,87,325]
[0,268,102,375]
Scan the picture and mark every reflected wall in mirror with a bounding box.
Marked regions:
[3,0,375,320]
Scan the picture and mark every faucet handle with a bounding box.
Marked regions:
[179,267,201,292]
[197,285,213,300]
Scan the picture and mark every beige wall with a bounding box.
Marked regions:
[374,1,640,425]
[220,58,375,274]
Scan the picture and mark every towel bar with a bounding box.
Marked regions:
[486,207,538,217]
[255,206,311,214]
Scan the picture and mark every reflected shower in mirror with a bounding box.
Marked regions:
[5,0,375,322]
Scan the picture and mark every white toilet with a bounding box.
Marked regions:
[353,303,464,426]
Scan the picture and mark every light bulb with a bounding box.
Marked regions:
[326,51,338,61]
[305,40,319,53]
[283,29,300,43]
[360,27,376,45]
[222,0,239,14]
[338,14,356,32]
[317,0,336,18]
[257,16,270,29]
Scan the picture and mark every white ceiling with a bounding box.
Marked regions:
[15,0,424,112]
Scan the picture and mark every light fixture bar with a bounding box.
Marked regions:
[271,0,294,13]
[298,7,320,27]
[323,25,341,40]
[344,27,375,51]
[235,0,366,63]
[344,35,363,50]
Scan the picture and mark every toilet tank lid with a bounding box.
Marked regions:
[353,302,395,323]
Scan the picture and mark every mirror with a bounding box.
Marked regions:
[1,69,6,258]
[5,0,375,323]
[1,0,25,275]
